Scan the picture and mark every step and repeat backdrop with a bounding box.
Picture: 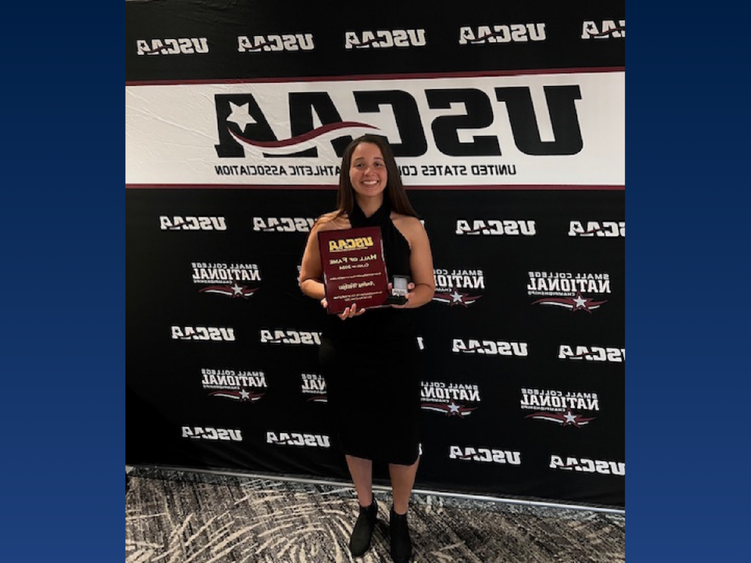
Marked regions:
[126,0,625,507]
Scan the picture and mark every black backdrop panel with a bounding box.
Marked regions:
[126,187,624,506]
[126,0,625,81]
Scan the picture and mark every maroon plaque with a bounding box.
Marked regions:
[317,226,390,314]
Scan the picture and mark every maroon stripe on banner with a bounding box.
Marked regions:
[125,66,625,87]
[126,183,338,190]
[125,183,624,191]
[405,185,625,191]
[230,122,377,149]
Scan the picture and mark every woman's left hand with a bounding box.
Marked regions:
[388,282,415,309]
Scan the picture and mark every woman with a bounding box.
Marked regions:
[299,134,435,562]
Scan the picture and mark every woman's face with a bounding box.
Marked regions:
[349,142,388,199]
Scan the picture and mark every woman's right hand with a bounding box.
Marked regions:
[338,303,366,320]
[321,298,365,320]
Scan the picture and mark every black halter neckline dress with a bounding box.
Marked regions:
[318,200,422,465]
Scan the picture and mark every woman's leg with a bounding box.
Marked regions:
[388,457,420,514]
[346,455,378,556]
[388,457,419,562]
[346,454,374,505]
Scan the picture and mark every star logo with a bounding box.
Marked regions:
[525,410,596,427]
[573,294,588,309]
[208,388,265,403]
[422,401,477,417]
[563,411,578,425]
[433,286,482,307]
[199,284,258,299]
[531,292,607,313]
[226,102,257,132]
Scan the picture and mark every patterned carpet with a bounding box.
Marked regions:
[125,467,625,563]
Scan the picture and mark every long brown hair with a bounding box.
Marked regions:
[334,134,417,218]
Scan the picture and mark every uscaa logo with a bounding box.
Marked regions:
[171,326,236,342]
[458,23,546,45]
[137,37,209,56]
[452,337,528,357]
[160,216,227,231]
[455,219,536,236]
[266,431,330,448]
[192,262,261,299]
[181,426,242,441]
[344,29,427,49]
[421,380,480,417]
[237,33,315,52]
[558,344,625,363]
[449,445,521,465]
[432,268,483,307]
[253,217,316,233]
[550,455,625,476]
[260,329,322,346]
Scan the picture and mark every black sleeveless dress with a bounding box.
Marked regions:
[318,201,422,465]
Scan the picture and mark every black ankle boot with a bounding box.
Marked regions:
[389,505,412,563]
[349,496,378,556]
